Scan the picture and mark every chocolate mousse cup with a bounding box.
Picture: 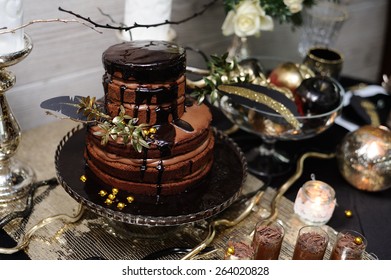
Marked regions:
[224,235,254,260]
[330,230,367,260]
[292,226,329,260]
[252,221,285,260]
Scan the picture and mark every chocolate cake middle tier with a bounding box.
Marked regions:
[103,75,186,125]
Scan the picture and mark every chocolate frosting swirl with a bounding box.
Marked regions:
[296,232,327,254]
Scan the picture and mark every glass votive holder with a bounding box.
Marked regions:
[330,230,367,260]
[292,226,329,260]
[293,179,336,225]
[252,220,285,260]
[224,235,254,260]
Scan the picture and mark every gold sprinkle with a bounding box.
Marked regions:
[117,202,126,210]
[218,84,301,130]
[354,237,363,245]
[149,127,157,134]
[143,129,150,136]
[80,175,87,182]
[226,246,235,256]
[108,194,116,200]
[345,209,353,218]
[104,198,113,205]
[127,196,135,203]
[98,190,107,197]
[112,188,119,195]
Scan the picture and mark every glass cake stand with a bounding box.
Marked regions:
[55,125,247,227]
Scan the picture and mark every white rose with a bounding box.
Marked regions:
[283,0,304,14]
[222,0,274,37]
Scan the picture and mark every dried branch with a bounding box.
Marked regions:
[58,0,218,31]
[0,18,101,35]
[97,7,123,26]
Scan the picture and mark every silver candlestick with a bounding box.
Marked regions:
[0,34,35,203]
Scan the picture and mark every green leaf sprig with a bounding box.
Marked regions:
[75,96,150,152]
[190,53,251,104]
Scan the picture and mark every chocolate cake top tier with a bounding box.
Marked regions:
[102,41,186,83]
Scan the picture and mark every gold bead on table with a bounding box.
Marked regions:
[354,236,363,245]
[104,198,113,205]
[108,194,116,200]
[112,188,119,195]
[80,175,87,182]
[344,209,353,218]
[226,246,235,256]
[126,196,135,203]
[98,190,107,197]
[117,202,126,210]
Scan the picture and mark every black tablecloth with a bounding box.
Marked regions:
[221,119,391,260]
[209,76,391,260]
[1,77,390,260]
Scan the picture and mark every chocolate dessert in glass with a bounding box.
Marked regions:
[224,235,254,260]
[252,220,285,260]
[292,226,329,260]
[330,230,367,260]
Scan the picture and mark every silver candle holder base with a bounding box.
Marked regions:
[0,34,35,203]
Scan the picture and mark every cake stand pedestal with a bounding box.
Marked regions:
[0,34,35,203]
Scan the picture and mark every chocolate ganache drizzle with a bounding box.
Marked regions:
[103,41,186,83]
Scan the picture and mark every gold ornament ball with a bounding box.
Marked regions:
[112,188,119,195]
[268,62,314,92]
[127,196,135,203]
[108,194,116,200]
[337,125,391,192]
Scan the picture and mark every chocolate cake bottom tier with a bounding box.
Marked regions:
[85,131,214,184]
[84,101,214,196]
[86,155,213,196]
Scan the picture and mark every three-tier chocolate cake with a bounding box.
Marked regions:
[84,41,215,197]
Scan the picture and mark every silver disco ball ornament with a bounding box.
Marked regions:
[337,125,391,192]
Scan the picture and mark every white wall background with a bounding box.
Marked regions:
[5,0,388,131]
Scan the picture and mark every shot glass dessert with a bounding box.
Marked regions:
[292,226,329,260]
[224,235,254,260]
[330,230,367,260]
[252,220,284,260]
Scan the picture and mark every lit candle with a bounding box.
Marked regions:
[293,177,336,225]
[0,0,24,55]
[121,0,173,41]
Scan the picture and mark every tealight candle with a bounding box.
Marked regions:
[0,0,24,55]
[293,177,336,225]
